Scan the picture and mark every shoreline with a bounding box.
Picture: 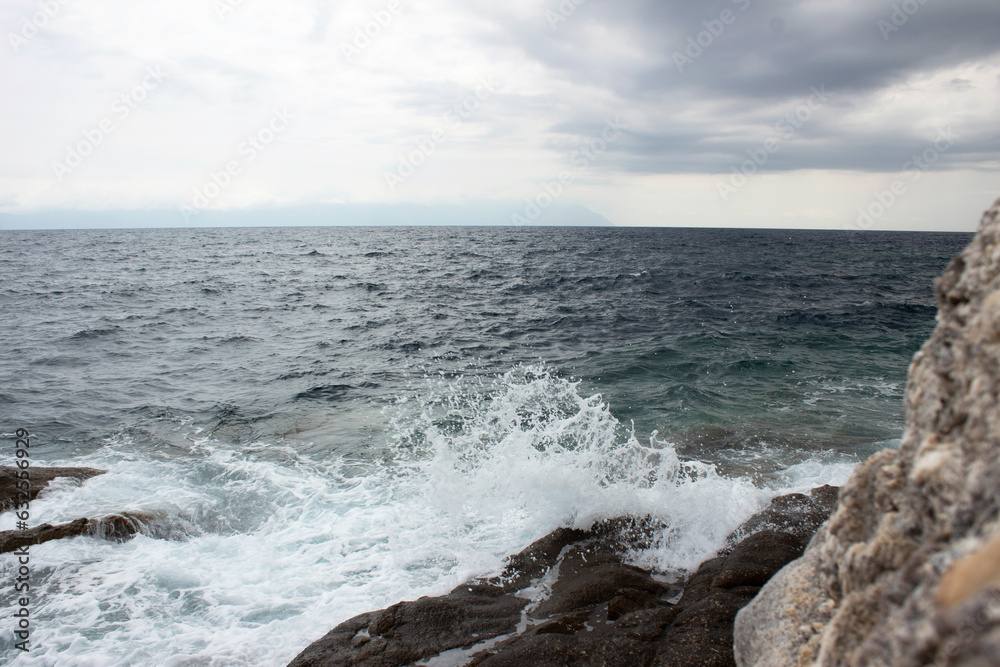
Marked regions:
[287,485,839,667]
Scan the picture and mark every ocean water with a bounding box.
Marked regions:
[0,226,970,665]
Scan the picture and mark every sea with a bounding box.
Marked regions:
[0,225,972,666]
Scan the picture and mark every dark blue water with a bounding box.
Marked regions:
[0,226,971,665]
[1,227,966,458]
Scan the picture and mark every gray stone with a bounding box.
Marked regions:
[735,198,1000,666]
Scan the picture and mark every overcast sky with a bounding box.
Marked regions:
[1,0,998,230]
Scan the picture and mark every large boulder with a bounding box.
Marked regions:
[735,198,1000,666]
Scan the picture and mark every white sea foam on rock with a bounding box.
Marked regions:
[1,367,854,665]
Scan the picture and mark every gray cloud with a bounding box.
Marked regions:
[513,1,1000,96]
[475,0,1000,174]
[1,0,995,226]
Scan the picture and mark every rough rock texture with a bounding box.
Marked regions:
[287,486,838,667]
[0,465,106,511]
[735,198,1000,666]
[0,518,92,553]
[0,511,164,553]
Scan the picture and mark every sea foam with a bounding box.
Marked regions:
[1,366,854,666]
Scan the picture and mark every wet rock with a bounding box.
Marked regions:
[288,485,839,667]
[287,584,528,667]
[660,587,757,653]
[0,511,179,553]
[711,530,808,589]
[533,559,666,618]
[535,610,591,635]
[607,588,661,620]
[0,518,91,553]
[90,513,147,542]
[495,526,590,591]
[724,485,839,547]
[88,511,169,542]
[0,466,105,511]
[653,643,738,667]
[0,465,199,550]
[473,633,657,667]
[734,198,1000,666]
[613,605,681,641]
[286,527,596,667]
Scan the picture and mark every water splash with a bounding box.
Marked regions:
[0,366,854,665]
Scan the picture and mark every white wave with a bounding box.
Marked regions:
[0,366,857,666]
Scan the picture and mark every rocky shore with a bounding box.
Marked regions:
[9,199,1000,666]
[734,198,1000,665]
[0,466,151,553]
[287,486,838,667]
[291,200,1000,667]
[0,465,841,666]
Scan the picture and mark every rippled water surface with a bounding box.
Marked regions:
[0,226,971,665]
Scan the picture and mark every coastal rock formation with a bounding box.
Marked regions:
[0,518,92,553]
[287,486,838,667]
[0,511,166,553]
[734,198,1000,666]
[0,467,179,552]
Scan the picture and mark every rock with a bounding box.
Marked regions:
[285,525,589,667]
[711,531,808,589]
[287,580,529,667]
[532,557,666,618]
[0,466,106,512]
[607,588,661,620]
[0,511,174,553]
[653,643,737,667]
[89,511,164,542]
[496,526,590,591]
[734,198,1000,666]
[0,465,201,550]
[287,487,839,667]
[724,486,839,546]
[473,633,656,667]
[535,610,592,634]
[0,467,168,552]
[0,518,91,553]
[937,532,1000,609]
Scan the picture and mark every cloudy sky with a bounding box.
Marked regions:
[1,0,999,230]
